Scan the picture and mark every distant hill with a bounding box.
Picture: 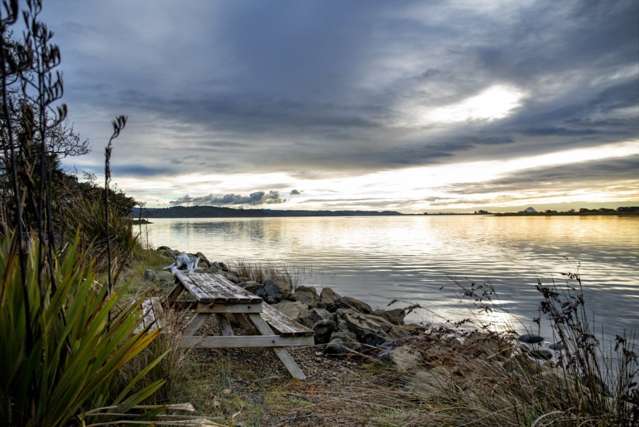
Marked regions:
[135,205,403,218]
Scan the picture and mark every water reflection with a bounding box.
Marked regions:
[147,216,639,336]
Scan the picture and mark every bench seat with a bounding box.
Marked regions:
[261,303,313,337]
[140,297,164,331]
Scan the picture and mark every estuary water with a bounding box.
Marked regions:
[145,215,638,336]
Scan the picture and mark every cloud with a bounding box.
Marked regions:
[43,0,639,208]
[170,190,285,206]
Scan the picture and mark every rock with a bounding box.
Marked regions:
[518,334,544,345]
[303,308,333,327]
[143,269,157,282]
[273,301,310,322]
[324,338,348,355]
[263,278,291,299]
[338,296,373,314]
[156,246,177,258]
[293,286,319,306]
[391,345,423,372]
[223,271,241,283]
[313,319,337,344]
[375,308,406,325]
[330,330,360,351]
[529,349,553,361]
[212,261,229,272]
[195,251,211,268]
[337,309,397,346]
[256,280,282,304]
[319,287,341,311]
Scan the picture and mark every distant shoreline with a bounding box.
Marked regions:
[134,204,639,219]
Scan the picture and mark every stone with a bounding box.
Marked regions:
[303,308,333,327]
[195,251,211,268]
[273,301,310,322]
[330,330,360,351]
[324,338,348,355]
[319,287,341,311]
[390,345,423,372]
[212,261,229,272]
[256,280,282,304]
[518,334,544,345]
[375,308,406,325]
[143,269,157,282]
[156,246,177,258]
[293,286,319,306]
[263,278,292,299]
[313,319,337,344]
[338,296,373,314]
[156,270,175,287]
[338,309,397,346]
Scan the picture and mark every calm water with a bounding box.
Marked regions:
[145,216,639,336]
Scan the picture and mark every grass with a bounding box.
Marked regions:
[232,261,304,290]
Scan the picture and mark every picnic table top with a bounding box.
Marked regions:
[174,270,263,304]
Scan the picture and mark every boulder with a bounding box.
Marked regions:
[324,338,348,356]
[337,309,397,346]
[302,308,333,327]
[375,308,406,325]
[143,269,157,282]
[313,319,337,344]
[338,296,373,314]
[263,278,292,299]
[156,246,177,258]
[273,301,310,323]
[293,286,319,306]
[256,280,282,304]
[212,261,229,272]
[319,287,341,311]
[390,345,423,372]
[330,330,360,351]
[195,251,211,268]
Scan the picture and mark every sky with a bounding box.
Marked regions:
[46,0,639,212]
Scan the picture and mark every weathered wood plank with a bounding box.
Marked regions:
[261,303,313,337]
[196,303,263,314]
[248,314,308,380]
[174,271,262,304]
[179,334,313,348]
[215,314,234,336]
[183,313,208,336]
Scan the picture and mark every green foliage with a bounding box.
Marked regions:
[0,235,165,426]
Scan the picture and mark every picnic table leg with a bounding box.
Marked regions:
[248,314,306,380]
[183,313,208,336]
[167,282,186,306]
[215,314,234,336]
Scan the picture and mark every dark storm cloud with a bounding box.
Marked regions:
[170,190,285,206]
[45,0,639,180]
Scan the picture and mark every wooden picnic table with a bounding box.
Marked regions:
[163,270,314,380]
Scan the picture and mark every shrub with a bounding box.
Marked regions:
[0,235,164,426]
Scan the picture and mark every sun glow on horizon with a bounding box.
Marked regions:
[109,140,639,212]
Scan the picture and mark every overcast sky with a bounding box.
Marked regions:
[47,0,639,212]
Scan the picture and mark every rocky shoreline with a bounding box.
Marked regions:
[148,246,562,366]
